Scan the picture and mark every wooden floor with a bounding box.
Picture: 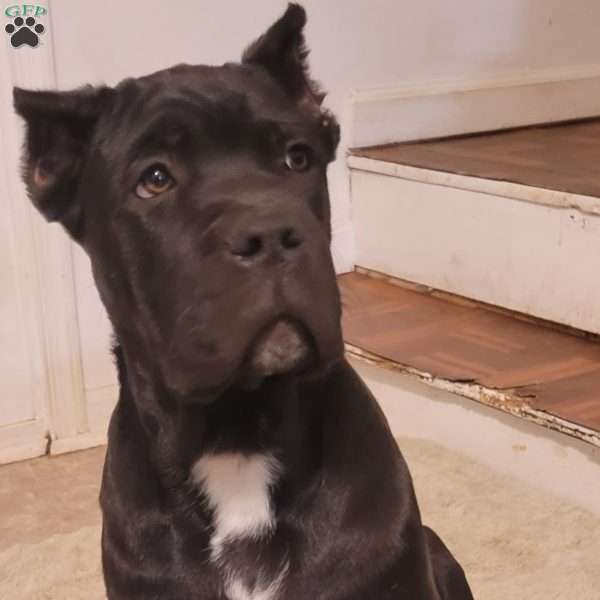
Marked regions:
[352,118,600,198]
[340,272,600,433]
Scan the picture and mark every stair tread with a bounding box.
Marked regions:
[340,272,600,434]
[351,118,600,199]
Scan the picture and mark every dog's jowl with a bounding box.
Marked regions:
[14,4,473,599]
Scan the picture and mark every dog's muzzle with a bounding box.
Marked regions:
[250,318,312,377]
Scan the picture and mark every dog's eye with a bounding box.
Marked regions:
[135,164,175,199]
[285,144,311,172]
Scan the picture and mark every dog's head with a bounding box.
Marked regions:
[15,4,343,400]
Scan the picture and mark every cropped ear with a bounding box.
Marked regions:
[242,3,325,112]
[13,85,114,242]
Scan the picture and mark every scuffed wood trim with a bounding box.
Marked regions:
[345,343,600,449]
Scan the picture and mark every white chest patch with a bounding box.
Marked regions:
[225,565,288,600]
[190,452,285,600]
[190,451,281,554]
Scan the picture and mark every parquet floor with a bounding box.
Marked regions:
[340,272,600,432]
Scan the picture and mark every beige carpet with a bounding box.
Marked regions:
[1,438,599,599]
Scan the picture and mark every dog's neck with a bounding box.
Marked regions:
[111,341,324,494]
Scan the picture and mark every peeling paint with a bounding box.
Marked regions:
[346,344,600,449]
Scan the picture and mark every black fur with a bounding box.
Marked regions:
[15,4,473,599]
[14,85,115,240]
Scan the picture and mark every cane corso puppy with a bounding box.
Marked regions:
[14,4,473,599]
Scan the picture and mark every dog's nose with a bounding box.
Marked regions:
[228,225,304,261]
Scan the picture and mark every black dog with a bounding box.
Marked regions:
[15,5,473,599]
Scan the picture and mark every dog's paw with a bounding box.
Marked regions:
[5,17,45,48]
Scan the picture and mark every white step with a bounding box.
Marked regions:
[349,154,600,335]
[349,354,600,516]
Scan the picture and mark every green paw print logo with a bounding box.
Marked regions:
[4,4,47,48]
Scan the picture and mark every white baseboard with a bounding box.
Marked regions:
[0,420,47,465]
[0,441,47,466]
[50,430,107,457]
[50,385,117,456]
[349,65,600,147]
[3,386,115,461]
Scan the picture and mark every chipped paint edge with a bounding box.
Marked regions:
[345,344,600,449]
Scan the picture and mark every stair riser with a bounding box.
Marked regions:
[351,168,600,334]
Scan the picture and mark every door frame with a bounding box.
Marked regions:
[0,1,91,463]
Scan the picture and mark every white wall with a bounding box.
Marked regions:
[48,0,600,272]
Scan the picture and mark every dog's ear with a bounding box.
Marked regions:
[13,85,114,242]
[242,3,325,111]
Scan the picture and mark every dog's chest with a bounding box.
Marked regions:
[190,452,287,600]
